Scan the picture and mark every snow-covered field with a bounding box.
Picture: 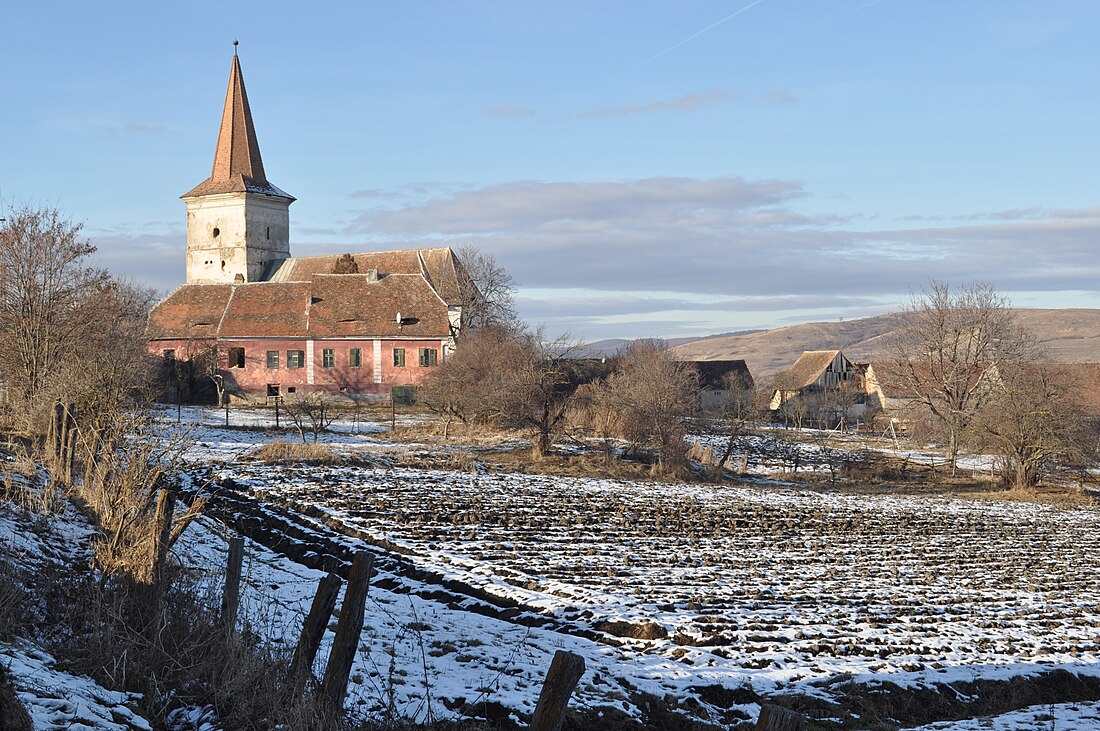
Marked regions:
[168,407,1100,727]
[4,407,1100,729]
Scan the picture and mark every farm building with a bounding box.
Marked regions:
[147,50,466,402]
[687,360,754,412]
[767,350,858,410]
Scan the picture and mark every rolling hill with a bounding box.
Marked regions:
[671,308,1100,377]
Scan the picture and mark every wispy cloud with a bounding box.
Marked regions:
[344,177,1100,306]
[760,90,798,104]
[123,121,170,135]
[486,105,537,119]
[581,90,736,119]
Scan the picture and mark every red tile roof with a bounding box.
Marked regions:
[149,272,453,341]
[266,247,465,302]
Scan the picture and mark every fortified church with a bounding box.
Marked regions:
[148,50,466,401]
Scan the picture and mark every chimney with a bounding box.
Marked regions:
[366,268,379,282]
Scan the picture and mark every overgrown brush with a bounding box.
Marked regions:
[253,440,342,465]
[51,565,337,730]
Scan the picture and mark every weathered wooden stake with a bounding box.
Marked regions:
[53,402,65,459]
[289,572,343,693]
[151,489,175,585]
[63,406,77,484]
[529,650,586,731]
[754,704,805,731]
[46,401,59,462]
[221,535,245,631]
[319,552,373,711]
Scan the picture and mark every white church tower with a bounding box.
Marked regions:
[181,46,294,284]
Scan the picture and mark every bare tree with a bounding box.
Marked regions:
[974,362,1094,490]
[714,371,760,473]
[590,341,698,473]
[0,205,111,423]
[419,325,586,455]
[455,246,520,332]
[889,281,1032,474]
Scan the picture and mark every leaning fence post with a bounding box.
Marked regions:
[529,650,585,731]
[754,704,805,731]
[319,552,374,711]
[221,535,245,631]
[290,572,343,693]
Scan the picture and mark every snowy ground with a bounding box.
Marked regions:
[166,407,1100,727]
[4,408,1100,729]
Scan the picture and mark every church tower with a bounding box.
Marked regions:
[181,46,294,284]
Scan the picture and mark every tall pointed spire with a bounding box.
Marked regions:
[183,47,293,199]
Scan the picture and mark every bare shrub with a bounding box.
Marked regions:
[77,408,202,583]
[0,664,32,731]
[973,362,1096,490]
[419,326,588,455]
[284,393,337,443]
[588,341,698,474]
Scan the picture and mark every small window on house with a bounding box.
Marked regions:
[267,384,280,397]
[418,348,437,367]
[287,386,297,394]
[266,226,270,240]
[393,348,406,367]
[322,349,335,368]
[266,351,279,369]
[349,348,362,367]
[287,350,305,369]
[162,349,176,361]
[212,227,220,238]
[228,347,245,368]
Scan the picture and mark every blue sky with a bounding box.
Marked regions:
[3,1,1099,340]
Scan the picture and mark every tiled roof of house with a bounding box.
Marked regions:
[146,284,235,340]
[687,360,754,390]
[182,52,293,200]
[149,272,452,341]
[772,350,843,391]
[265,247,465,303]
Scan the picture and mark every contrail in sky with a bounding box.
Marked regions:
[636,0,771,69]
[840,0,887,19]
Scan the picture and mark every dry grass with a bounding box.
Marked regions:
[252,440,343,465]
[0,665,32,731]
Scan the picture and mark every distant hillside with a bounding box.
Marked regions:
[578,330,765,359]
[672,309,1100,378]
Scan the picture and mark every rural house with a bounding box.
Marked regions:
[147,50,466,402]
[768,350,857,410]
[687,360,754,412]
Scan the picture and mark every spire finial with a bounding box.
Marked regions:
[233,39,239,55]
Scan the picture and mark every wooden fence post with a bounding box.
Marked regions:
[221,535,245,631]
[150,489,175,585]
[52,401,65,462]
[63,405,77,484]
[319,552,374,711]
[754,704,805,731]
[289,572,343,693]
[529,650,585,731]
